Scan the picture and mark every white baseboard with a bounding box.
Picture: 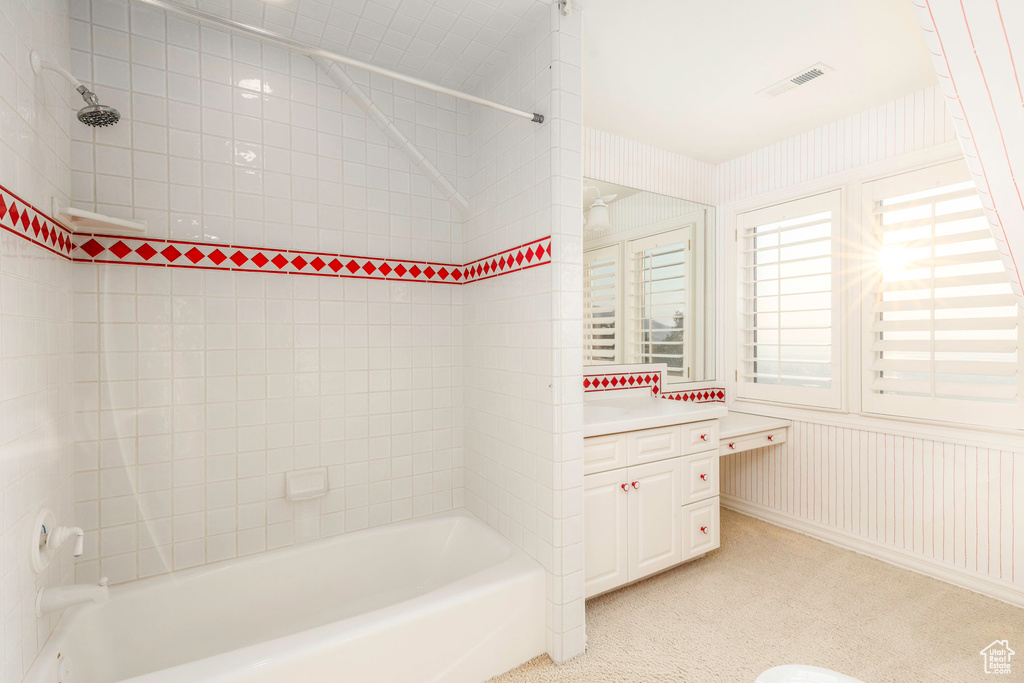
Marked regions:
[721,495,1024,610]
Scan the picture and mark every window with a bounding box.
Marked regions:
[627,228,693,381]
[735,191,843,408]
[861,160,1023,427]
[584,245,621,364]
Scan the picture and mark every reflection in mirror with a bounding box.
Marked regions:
[583,179,716,385]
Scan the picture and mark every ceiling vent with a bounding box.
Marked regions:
[758,63,833,98]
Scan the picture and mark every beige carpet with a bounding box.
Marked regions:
[492,509,1024,683]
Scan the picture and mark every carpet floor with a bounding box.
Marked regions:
[491,508,1024,683]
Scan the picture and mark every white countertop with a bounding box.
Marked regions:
[719,412,792,439]
[583,395,727,437]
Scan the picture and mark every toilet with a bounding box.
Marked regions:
[757,665,867,683]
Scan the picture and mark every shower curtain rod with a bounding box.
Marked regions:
[131,0,545,124]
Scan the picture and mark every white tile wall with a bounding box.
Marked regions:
[72,264,461,584]
[0,0,76,681]
[463,1,585,663]
[70,0,463,264]
[200,0,549,93]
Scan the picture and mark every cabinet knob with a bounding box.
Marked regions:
[631,481,639,490]
[699,473,708,481]
[728,442,735,449]
[767,434,774,441]
[700,433,708,441]
[700,526,709,534]
[620,483,628,492]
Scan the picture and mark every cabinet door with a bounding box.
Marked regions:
[681,452,718,505]
[584,470,629,598]
[627,458,682,581]
[682,497,721,561]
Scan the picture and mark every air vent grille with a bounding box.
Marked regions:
[759,63,833,98]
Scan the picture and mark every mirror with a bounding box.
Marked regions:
[583,179,716,385]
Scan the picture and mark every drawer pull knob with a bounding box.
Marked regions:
[700,433,708,441]
[767,434,774,441]
[728,442,735,449]
[700,526,709,534]
[621,483,628,492]
[700,473,708,481]
[631,481,639,489]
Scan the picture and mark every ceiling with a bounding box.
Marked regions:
[198,0,548,91]
[582,0,939,163]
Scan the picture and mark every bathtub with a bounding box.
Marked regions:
[26,511,546,683]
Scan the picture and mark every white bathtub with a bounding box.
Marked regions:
[26,511,546,683]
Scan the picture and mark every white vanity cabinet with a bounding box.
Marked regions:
[584,419,721,599]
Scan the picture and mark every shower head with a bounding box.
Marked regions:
[75,85,120,127]
[30,50,121,127]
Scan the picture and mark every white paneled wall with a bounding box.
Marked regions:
[716,84,957,203]
[714,84,1024,605]
[722,423,1024,599]
[69,0,463,263]
[0,0,75,680]
[583,127,716,205]
[463,2,584,663]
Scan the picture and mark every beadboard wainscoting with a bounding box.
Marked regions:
[721,421,1024,607]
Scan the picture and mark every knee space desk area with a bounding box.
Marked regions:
[718,412,792,455]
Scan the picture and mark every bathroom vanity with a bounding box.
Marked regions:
[583,395,727,598]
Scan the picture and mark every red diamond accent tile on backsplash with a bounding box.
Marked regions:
[584,366,725,403]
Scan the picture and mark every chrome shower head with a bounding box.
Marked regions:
[31,51,121,128]
[75,85,120,127]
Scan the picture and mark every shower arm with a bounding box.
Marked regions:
[130,0,545,124]
[30,51,97,101]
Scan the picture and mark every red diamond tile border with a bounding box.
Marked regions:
[462,236,553,283]
[660,388,727,404]
[0,185,75,259]
[0,181,552,286]
[583,371,663,396]
[584,366,725,404]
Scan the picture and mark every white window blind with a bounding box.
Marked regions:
[736,191,843,408]
[861,160,1023,426]
[584,245,621,364]
[627,228,693,382]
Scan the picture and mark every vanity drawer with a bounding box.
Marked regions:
[681,452,718,504]
[584,433,628,475]
[682,420,719,454]
[627,425,683,465]
[719,428,787,455]
[681,496,720,561]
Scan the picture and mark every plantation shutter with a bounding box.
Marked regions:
[626,228,693,382]
[862,160,1023,426]
[584,245,621,364]
[736,191,843,408]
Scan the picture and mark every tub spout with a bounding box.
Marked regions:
[36,577,109,617]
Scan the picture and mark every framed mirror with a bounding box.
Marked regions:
[583,179,716,386]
